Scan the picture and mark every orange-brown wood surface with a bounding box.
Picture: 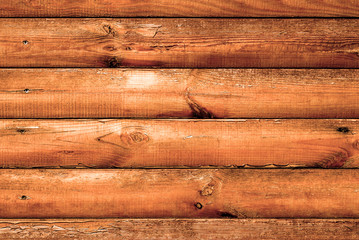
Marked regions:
[0,219,358,239]
[1,119,359,168]
[3,69,359,119]
[2,1,359,237]
[1,18,359,68]
[0,169,359,218]
[1,0,359,17]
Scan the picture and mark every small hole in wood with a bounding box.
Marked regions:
[337,127,350,134]
[195,202,203,209]
[16,129,26,134]
[20,195,29,200]
[24,89,30,93]
[23,40,29,45]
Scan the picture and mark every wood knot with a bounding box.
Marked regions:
[106,57,121,68]
[103,25,117,37]
[120,131,149,146]
[200,185,214,196]
[318,151,349,168]
[129,132,146,143]
[104,45,117,52]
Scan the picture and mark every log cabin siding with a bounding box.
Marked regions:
[1,1,358,239]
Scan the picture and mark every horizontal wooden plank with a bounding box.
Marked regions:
[1,0,359,17]
[1,119,359,168]
[0,219,358,239]
[0,169,359,218]
[3,69,359,119]
[1,19,359,68]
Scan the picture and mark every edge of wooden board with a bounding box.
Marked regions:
[0,169,358,218]
[2,68,359,118]
[1,18,359,68]
[0,219,358,239]
[1,0,359,17]
[1,119,359,168]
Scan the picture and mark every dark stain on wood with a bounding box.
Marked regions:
[218,211,238,218]
[186,95,215,119]
[337,127,350,134]
[106,57,121,68]
[317,152,349,168]
[16,129,27,134]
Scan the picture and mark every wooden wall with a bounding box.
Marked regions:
[1,1,359,239]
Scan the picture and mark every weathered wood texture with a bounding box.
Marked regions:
[1,119,359,168]
[2,69,359,119]
[1,0,359,17]
[0,169,359,218]
[2,18,359,68]
[0,219,358,240]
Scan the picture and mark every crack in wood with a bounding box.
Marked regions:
[152,26,162,38]
[96,132,129,150]
[185,93,215,119]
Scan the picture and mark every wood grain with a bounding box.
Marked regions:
[2,18,359,68]
[1,0,359,17]
[1,119,359,168]
[3,69,359,119]
[0,169,359,218]
[0,219,358,239]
